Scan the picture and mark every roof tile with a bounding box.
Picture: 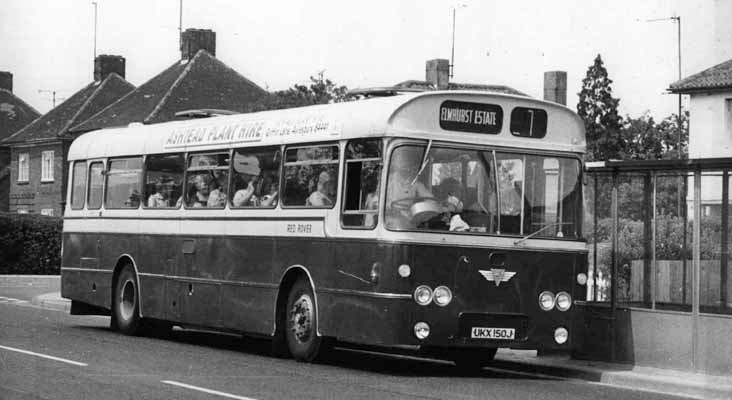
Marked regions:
[0,89,40,141]
[669,58,732,93]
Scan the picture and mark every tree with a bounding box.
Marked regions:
[622,111,689,160]
[577,54,624,161]
[245,75,350,112]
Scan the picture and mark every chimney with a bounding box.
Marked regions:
[426,59,450,90]
[0,71,12,92]
[94,55,126,82]
[181,28,216,60]
[543,71,567,105]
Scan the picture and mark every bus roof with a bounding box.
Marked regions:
[68,91,585,161]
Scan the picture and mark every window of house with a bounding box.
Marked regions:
[342,139,382,228]
[41,150,54,182]
[230,146,281,208]
[71,161,87,210]
[144,154,185,208]
[283,144,339,208]
[185,152,229,208]
[87,162,104,210]
[18,153,29,182]
[726,99,732,135]
[105,157,143,209]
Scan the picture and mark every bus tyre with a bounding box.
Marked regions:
[285,278,321,362]
[112,264,142,335]
[451,348,497,373]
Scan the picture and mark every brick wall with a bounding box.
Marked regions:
[8,141,70,216]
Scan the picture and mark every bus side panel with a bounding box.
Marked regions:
[218,236,278,333]
[61,232,114,311]
[136,234,177,321]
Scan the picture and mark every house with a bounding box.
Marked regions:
[0,72,41,211]
[1,56,135,216]
[71,28,268,132]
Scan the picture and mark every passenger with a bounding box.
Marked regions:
[189,174,211,207]
[259,177,278,207]
[233,176,257,207]
[147,183,167,208]
[439,177,464,213]
[363,173,380,226]
[306,171,335,206]
[207,176,227,208]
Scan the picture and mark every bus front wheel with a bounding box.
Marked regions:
[285,278,321,362]
[112,264,142,335]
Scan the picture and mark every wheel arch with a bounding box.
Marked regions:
[111,254,144,318]
[273,265,320,338]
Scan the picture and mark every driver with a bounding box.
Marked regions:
[385,146,434,228]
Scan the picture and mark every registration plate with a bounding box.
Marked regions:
[471,327,515,340]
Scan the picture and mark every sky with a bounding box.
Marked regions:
[2,0,731,118]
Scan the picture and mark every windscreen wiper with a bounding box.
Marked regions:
[513,221,565,246]
[411,140,432,186]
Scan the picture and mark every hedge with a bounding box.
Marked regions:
[0,212,62,274]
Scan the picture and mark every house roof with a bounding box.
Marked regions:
[72,50,267,132]
[2,73,134,145]
[349,80,527,97]
[669,58,732,93]
[0,89,40,142]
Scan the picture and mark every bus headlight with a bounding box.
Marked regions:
[414,285,433,306]
[414,322,430,339]
[555,292,572,311]
[539,291,555,311]
[432,286,452,307]
[576,273,588,285]
[554,326,568,344]
[398,264,411,278]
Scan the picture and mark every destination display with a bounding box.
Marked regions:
[439,100,503,134]
[510,107,548,138]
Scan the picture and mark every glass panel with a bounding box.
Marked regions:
[616,173,652,308]
[185,152,229,208]
[700,171,724,313]
[105,157,143,209]
[231,146,281,208]
[283,145,339,207]
[585,172,612,302]
[725,174,732,314]
[343,139,383,228]
[655,173,691,312]
[88,162,104,210]
[144,154,184,208]
[71,162,87,210]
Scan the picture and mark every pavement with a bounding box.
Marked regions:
[3,275,732,400]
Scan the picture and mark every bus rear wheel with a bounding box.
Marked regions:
[450,348,497,373]
[285,278,322,362]
[112,264,142,335]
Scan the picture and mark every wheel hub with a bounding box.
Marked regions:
[119,279,136,321]
[289,294,313,343]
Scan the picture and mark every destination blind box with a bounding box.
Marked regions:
[439,100,503,134]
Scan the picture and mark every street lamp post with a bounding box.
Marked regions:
[648,15,682,159]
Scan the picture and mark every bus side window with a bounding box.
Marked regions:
[342,139,382,228]
[70,161,87,210]
[144,154,184,208]
[87,161,104,210]
[230,146,281,208]
[282,144,339,208]
[185,152,229,208]
[105,157,143,209]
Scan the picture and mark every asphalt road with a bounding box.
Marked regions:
[0,302,695,400]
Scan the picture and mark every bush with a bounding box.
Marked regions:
[0,212,62,274]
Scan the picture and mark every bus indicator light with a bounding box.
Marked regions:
[576,273,588,286]
[414,285,433,305]
[398,264,411,278]
[414,322,430,339]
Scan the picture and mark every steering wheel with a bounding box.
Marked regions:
[389,196,438,211]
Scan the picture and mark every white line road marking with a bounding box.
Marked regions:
[0,345,88,366]
[161,380,259,400]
